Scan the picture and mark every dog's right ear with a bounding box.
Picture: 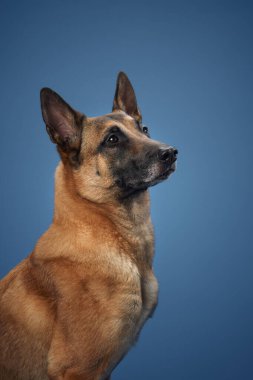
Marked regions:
[40,88,85,166]
[112,72,142,123]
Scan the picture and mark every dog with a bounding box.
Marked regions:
[0,72,177,380]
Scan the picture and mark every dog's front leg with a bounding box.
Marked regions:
[47,326,103,380]
[48,367,111,380]
[46,294,115,380]
[48,369,105,380]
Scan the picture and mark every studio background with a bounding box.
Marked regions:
[0,1,252,379]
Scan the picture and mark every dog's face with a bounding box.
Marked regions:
[40,72,177,202]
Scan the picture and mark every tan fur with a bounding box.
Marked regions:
[0,72,177,379]
[0,115,159,380]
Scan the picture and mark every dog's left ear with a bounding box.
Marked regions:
[40,88,85,167]
[112,72,142,123]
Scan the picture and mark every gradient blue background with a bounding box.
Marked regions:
[1,1,253,379]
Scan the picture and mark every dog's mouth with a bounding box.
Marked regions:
[119,163,176,199]
[156,163,176,180]
[149,162,176,186]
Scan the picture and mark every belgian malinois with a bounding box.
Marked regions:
[0,72,177,380]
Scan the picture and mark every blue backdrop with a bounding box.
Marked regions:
[1,1,253,379]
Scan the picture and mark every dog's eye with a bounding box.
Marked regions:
[143,126,149,135]
[107,134,119,144]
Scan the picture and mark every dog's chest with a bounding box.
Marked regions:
[121,225,158,331]
[103,251,158,371]
[130,218,154,264]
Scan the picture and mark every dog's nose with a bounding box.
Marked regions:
[158,147,178,163]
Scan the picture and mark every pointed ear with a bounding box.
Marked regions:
[112,72,142,123]
[40,88,85,166]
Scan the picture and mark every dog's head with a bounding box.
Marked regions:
[40,72,177,202]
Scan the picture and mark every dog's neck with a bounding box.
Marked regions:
[53,162,152,235]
